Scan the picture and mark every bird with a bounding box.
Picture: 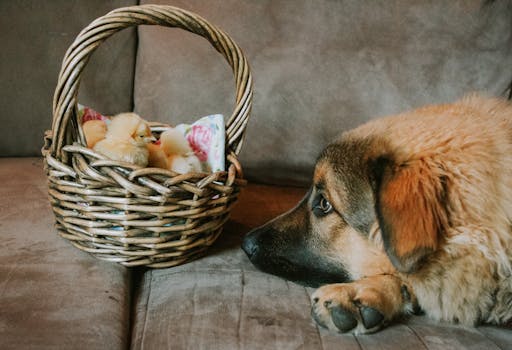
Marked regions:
[146,142,168,169]
[93,113,155,167]
[83,119,107,148]
[147,128,202,173]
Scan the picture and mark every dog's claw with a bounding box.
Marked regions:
[359,306,384,329]
[311,308,328,329]
[329,305,358,332]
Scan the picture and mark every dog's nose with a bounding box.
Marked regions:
[241,232,259,259]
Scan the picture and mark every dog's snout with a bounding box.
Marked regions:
[242,231,260,259]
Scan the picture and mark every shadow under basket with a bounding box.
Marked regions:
[42,5,253,268]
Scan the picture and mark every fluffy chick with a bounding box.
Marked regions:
[158,128,202,173]
[93,113,155,166]
[83,119,107,148]
[147,142,168,169]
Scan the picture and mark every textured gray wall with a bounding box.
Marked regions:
[0,0,137,157]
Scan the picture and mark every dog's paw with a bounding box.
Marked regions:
[311,283,388,334]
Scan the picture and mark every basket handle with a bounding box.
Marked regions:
[51,4,253,160]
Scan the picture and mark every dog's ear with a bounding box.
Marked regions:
[370,156,448,273]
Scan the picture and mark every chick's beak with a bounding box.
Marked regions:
[144,136,157,143]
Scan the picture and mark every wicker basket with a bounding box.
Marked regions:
[42,5,252,268]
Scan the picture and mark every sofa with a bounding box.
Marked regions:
[1,1,511,349]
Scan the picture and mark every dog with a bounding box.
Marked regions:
[242,95,512,334]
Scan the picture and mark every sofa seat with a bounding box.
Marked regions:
[0,158,131,350]
[1,158,510,349]
[130,184,512,349]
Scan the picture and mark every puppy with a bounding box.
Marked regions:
[242,95,512,334]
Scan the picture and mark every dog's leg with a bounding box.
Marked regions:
[311,274,417,334]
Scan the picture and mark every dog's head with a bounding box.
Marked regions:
[242,134,449,287]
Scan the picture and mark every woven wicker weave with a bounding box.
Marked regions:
[42,5,252,268]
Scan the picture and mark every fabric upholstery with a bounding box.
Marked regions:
[2,2,512,349]
[134,0,512,185]
[130,184,512,349]
[0,161,510,349]
[0,158,131,350]
[0,0,137,157]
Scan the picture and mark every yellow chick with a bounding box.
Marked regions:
[159,128,202,173]
[147,142,168,169]
[83,119,107,148]
[93,113,155,167]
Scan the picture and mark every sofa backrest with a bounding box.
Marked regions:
[134,0,512,185]
[0,0,137,158]
[3,0,511,186]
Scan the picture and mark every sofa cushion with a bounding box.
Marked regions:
[0,0,137,157]
[130,184,511,349]
[0,158,131,350]
[134,0,512,185]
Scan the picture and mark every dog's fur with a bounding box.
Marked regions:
[242,95,512,334]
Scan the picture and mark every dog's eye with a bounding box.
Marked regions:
[313,195,333,217]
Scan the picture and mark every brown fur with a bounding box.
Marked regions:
[375,157,449,272]
[312,275,414,333]
[242,95,512,334]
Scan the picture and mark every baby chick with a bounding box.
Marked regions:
[93,113,155,167]
[148,128,202,173]
[83,119,107,148]
[146,142,168,169]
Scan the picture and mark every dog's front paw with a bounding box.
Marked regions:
[311,275,408,334]
[311,284,385,334]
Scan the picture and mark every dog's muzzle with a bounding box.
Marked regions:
[241,223,351,287]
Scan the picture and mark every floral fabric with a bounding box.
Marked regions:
[176,114,225,172]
